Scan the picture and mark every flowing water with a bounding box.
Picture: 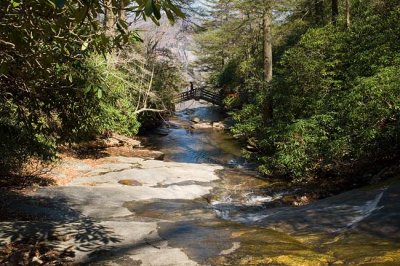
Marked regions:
[145,104,245,166]
[141,101,400,265]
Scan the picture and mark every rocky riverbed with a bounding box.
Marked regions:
[1,101,400,265]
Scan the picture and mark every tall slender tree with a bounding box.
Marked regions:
[345,0,351,28]
[263,1,273,121]
[263,3,273,82]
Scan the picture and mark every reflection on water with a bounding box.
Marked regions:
[146,104,246,167]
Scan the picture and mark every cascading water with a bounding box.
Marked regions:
[141,101,400,265]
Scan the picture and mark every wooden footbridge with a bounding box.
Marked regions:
[175,86,222,106]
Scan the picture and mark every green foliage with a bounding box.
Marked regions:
[152,58,185,111]
[273,26,346,120]
[198,0,400,181]
[217,60,241,88]
[134,0,186,25]
[340,66,400,157]
[83,54,142,137]
[257,115,336,180]
[231,104,263,138]
[0,0,185,175]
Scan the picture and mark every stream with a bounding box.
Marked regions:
[145,104,245,166]
[1,101,399,265]
[141,101,400,265]
[145,102,292,223]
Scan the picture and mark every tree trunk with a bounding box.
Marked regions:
[345,0,351,28]
[118,0,126,22]
[104,0,115,36]
[315,0,324,25]
[263,6,272,82]
[331,0,339,26]
[263,3,273,121]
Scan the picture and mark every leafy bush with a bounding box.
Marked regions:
[82,53,143,137]
[340,66,400,158]
[256,115,335,180]
[273,26,346,121]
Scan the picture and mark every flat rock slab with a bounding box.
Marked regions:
[2,155,400,265]
[68,157,222,188]
[0,157,223,265]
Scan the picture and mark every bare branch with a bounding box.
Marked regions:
[0,39,15,48]
[134,108,167,114]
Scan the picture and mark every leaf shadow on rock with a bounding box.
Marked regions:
[0,174,55,190]
[0,190,122,263]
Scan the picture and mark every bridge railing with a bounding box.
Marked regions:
[175,86,222,105]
